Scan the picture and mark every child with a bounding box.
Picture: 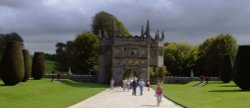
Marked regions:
[155,83,163,106]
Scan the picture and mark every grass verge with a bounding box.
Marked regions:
[153,81,250,108]
[0,79,107,108]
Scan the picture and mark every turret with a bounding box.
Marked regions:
[155,30,160,40]
[141,25,144,36]
[161,31,165,40]
[145,20,150,37]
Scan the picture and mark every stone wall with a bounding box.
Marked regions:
[44,74,97,82]
[45,74,219,84]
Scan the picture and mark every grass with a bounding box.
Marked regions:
[45,60,55,73]
[0,79,107,108]
[153,81,250,108]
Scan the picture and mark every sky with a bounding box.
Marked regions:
[1,0,250,54]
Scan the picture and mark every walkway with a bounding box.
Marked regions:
[68,87,183,108]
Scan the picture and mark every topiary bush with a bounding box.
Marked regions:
[32,52,45,80]
[219,55,233,83]
[22,49,31,82]
[234,45,250,90]
[0,41,24,85]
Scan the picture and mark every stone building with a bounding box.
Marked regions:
[97,20,164,85]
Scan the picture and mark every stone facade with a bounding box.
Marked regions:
[98,20,164,85]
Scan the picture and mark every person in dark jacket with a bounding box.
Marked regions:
[131,79,137,96]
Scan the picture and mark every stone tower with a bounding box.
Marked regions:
[98,20,164,85]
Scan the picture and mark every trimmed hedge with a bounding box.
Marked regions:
[234,45,250,90]
[32,52,45,80]
[22,49,32,82]
[219,55,233,83]
[0,41,24,85]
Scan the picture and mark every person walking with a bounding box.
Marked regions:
[122,79,127,91]
[127,79,131,91]
[155,83,163,106]
[146,80,150,91]
[138,79,145,95]
[110,78,115,90]
[131,79,137,96]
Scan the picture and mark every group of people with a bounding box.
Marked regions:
[110,78,163,106]
[121,78,149,95]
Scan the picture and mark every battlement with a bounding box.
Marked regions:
[98,20,165,43]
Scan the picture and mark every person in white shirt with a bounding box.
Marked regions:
[138,79,145,95]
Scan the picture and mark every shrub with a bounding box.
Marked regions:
[32,52,45,80]
[22,49,32,82]
[219,55,233,83]
[0,41,24,85]
[234,45,250,90]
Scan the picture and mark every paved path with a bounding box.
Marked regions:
[68,87,183,108]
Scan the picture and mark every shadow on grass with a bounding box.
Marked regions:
[207,81,223,84]
[208,89,247,93]
[219,85,237,87]
[60,79,108,88]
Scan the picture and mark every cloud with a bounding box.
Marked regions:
[1,0,250,54]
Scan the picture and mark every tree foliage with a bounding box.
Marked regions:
[92,11,131,36]
[234,46,250,90]
[219,55,233,83]
[32,52,45,80]
[197,34,237,76]
[158,66,167,81]
[55,33,98,75]
[22,49,32,82]
[0,41,24,85]
[0,33,24,62]
[70,33,98,74]
[55,42,68,72]
[164,43,196,76]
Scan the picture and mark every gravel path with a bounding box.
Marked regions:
[68,87,183,108]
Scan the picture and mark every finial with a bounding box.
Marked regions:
[145,20,150,36]
[141,25,144,36]
[155,30,160,39]
[161,31,165,40]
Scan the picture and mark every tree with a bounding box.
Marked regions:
[158,66,167,82]
[55,42,68,72]
[22,49,32,82]
[164,43,195,76]
[32,52,45,80]
[0,33,24,63]
[219,55,233,83]
[92,11,131,36]
[70,32,98,74]
[234,46,250,90]
[0,41,24,85]
[197,34,237,76]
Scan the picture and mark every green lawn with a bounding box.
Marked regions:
[45,60,55,73]
[155,81,250,108]
[0,79,107,108]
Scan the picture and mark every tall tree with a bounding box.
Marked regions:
[197,34,237,76]
[71,32,98,74]
[220,54,233,83]
[164,43,195,76]
[55,42,68,72]
[92,11,131,36]
[0,32,24,61]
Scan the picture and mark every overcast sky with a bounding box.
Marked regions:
[1,0,250,54]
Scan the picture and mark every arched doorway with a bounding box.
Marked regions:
[123,69,138,80]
